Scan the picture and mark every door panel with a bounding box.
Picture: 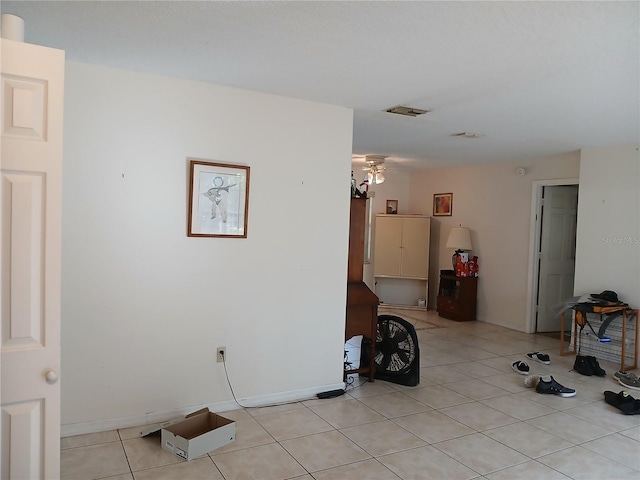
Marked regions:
[1,39,64,480]
[4,173,44,346]
[2,400,43,480]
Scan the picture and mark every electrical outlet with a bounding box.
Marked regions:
[216,347,226,363]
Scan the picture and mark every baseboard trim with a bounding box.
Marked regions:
[61,382,345,437]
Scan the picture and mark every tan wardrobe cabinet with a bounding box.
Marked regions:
[373,215,431,307]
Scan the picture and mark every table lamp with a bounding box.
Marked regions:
[446,226,472,270]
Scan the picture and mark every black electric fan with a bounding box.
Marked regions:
[360,315,420,386]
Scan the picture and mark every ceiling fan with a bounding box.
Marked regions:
[362,155,386,185]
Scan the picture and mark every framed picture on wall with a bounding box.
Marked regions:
[433,193,453,216]
[188,159,250,238]
[386,199,398,214]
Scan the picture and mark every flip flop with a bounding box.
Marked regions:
[527,352,550,365]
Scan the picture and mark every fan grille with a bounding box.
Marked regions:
[375,316,416,375]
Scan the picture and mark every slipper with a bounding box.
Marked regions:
[604,391,640,415]
[527,352,550,365]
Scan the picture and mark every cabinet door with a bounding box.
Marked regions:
[400,218,430,278]
[373,215,402,276]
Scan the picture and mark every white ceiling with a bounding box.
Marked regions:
[2,1,638,170]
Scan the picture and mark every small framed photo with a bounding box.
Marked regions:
[433,193,452,216]
[188,159,250,238]
[386,199,398,214]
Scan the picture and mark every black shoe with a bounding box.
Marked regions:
[535,376,576,397]
[604,391,640,415]
[512,361,530,375]
[527,352,551,365]
[586,355,606,377]
[573,355,593,376]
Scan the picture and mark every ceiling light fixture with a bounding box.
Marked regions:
[362,155,386,185]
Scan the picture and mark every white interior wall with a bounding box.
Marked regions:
[60,61,638,433]
[61,62,353,432]
[406,153,580,330]
[574,145,639,306]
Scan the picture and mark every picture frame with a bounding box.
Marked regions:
[386,199,398,214]
[188,159,250,238]
[433,193,453,216]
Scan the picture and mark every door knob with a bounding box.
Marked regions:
[45,370,58,384]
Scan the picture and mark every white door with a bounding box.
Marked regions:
[1,38,65,479]
[536,185,578,332]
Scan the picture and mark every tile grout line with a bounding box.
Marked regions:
[117,431,135,478]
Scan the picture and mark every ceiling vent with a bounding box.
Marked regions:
[385,105,429,117]
[452,132,485,138]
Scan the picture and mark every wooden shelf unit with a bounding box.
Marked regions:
[345,198,378,382]
[437,273,477,322]
[373,214,430,308]
[560,306,639,372]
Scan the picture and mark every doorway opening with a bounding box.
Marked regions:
[526,179,579,335]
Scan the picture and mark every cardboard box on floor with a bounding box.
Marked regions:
[140,408,235,461]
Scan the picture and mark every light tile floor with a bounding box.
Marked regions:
[61,309,640,479]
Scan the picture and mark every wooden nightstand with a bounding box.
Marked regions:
[437,272,477,322]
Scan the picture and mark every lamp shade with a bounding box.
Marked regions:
[367,172,374,184]
[446,227,472,251]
